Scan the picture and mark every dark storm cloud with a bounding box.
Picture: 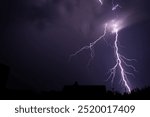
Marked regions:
[0,0,79,21]
[0,0,103,35]
[1,0,138,36]
[0,0,55,22]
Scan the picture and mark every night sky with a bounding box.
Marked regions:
[0,0,150,92]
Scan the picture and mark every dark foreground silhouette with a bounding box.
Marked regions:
[0,63,150,100]
[1,84,150,100]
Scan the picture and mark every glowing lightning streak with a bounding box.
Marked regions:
[69,24,107,66]
[108,0,135,93]
[111,30,131,93]
[112,4,121,11]
[69,0,136,93]
[98,0,103,5]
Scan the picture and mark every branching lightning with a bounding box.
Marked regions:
[69,24,107,66]
[108,30,131,93]
[69,0,136,93]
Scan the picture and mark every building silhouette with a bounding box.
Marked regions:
[63,82,106,99]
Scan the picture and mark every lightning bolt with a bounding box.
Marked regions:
[112,4,121,11]
[69,0,136,93]
[99,0,103,5]
[69,24,107,66]
[108,30,132,93]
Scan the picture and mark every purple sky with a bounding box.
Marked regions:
[0,0,150,92]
